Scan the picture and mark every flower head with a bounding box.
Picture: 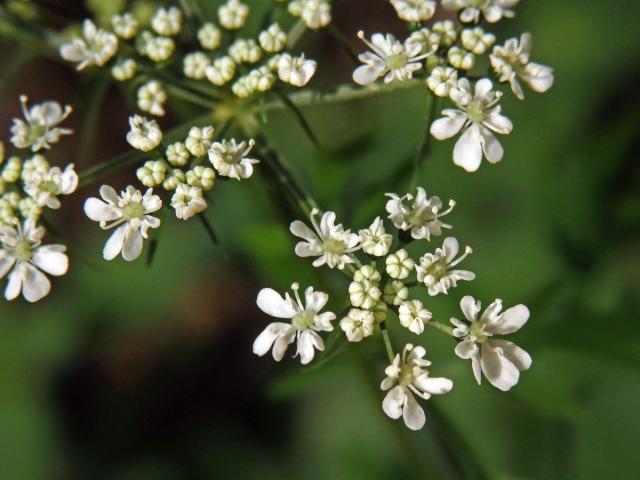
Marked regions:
[253,283,336,364]
[415,237,474,295]
[290,209,360,269]
[126,115,163,152]
[390,0,436,22]
[359,216,392,257]
[84,185,162,261]
[24,164,78,209]
[288,0,332,30]
[151,6,182,36]
[208,138,259,180]
[0,219,68,302]
[340,308,376,342]
[218,0,249,30]
[10,96,73,152]
[430,78,513,172]
[381,344,453,430]
[171,184,207,220]
[451,296,531,391]
[386,187,455,240]
[441,0,519,24]
[137,80,167,116]
[60,19,118,70]
[398,299,432,335]
[277,54,317,87]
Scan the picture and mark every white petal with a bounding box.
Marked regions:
[414,375,453,395]
[474,78,493,97]
[453,126,483,172]
[295,242,322,257]
[252,322,293,359]
[430,112,466,140]
[460,295,480,322]
[490,339,532,371]
[454,338,478,359]
[102,224,127,260]
[4,267,23,300]
[290,220,319,243]
[479,126,504,164]
[489,304,529,334]
[353,64,385,85]
[402,391,426,431]
[471,354,482,385]
[304,286,328,312]
[21,263,51,302]
[480,343,521,391]
[483,112,513,135]
[297,330,321,365]
[0,252,16,279]
[31,247,68,276]
[122,227,143,261]
[442,236,460,262]
[84,198,121,222]
[99,185,120,204]
[382,385,405,420]
[256,288,297,318]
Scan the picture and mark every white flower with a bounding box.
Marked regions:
[205,56,236,86]
[229,38,262,64]
[415,237,474,295]
[349,265,382,309]
[21,154,49,183]
[427,66,458,97]
[385,187,455,240]
[385,249,414,280]
[430,78,512,172]
[208,138,258,180]
[83,185,162,261]
[10,96,72,152]
[126,115,163,152]
[290,209,360,269]
[185,126,214,157]
[359,216,392,257]
[381,344,453,430]
[2,157,21,183]
[60,19,118,70]
[277,53,317,87]
[0,219,68,302]
[461,27,495,55]
[390,0,436,22]
[353,31,433,86]
[24,164,78,209]
[186,166,216,190]
[136,159,167,187]
[340,308,376,342]
[447,46,475,70]
[218,0,250,30]
[253,283,336,364]
[441,0,519,24]
[198,23,222,50]
[259,23,287,52]
[137,80,167,116]
[137,31,175,62]
[111,13,138,39]
[451,296,532,391]
[382,279,409,306]
[162,168,186,190]
[111,58,137,81]
[171,183,207,220]
[183,51,212,80]
[288,0,331,30]
[166,142,190,166]
[398,299,432,335]
[247,67,276,92]
[19,197,42,220]
[151,6,182,36]
[490,33,554,100]
[431,20,458,48]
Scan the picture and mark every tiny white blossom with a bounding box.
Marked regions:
[451,295,531,391]
[198,23,222,50]
[137,80,167,116]
[385,249,415,280]
[24,164,78,209]
[460,27,495,55]
[0,219,68,302]
[390,0,436,22]
[136,159,167,187]
[288,0,332,30]
[186,166,216,190]
[290,209,361,269]
[398,299,432,335]
[353,31,433,86]
[183,51,212,80]
[166,142,190,167]
[231,76,254,98]
[137,31,175,62]
[11,96,72,152]
[385,187,455,240]
[111,58,137,81]
[60,19,118,70]
[84,185,162,261]
[19,197,42,220]
[162,168,186,190]
[430,78,513,172]
[205,56,236,86]
[359,216,392,257]
[415,237,475,296]
[185,126,215,157]
[427,66,459,97]
[111,13,138,39]
[247,67,276,92]
[218,0,250,30]
[441,0,519,24]
[151,6,182,36]
[2,157,21,183]
[126,115,163,152]
[382,280,409,306]
[431,20,458,48]
[447,46,475,70]
[208,138,259,180]
[253,283,336,364]
[171,183,207,220]
[349,265,382,309]
[229,39,262,64]
[490,33,554,100]
[277,53,317,87]
[381,344,453,430]
[340,308,376,342]
[259,23,287,52]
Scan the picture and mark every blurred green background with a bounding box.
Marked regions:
[0,0,639,479]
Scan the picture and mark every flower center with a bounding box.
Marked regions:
[470,321,489,343]
[386,54,408,71]
[14,239,32,262]
[122,202,145,220]
[221,153,239,164]
[466,99,485,123]
[398,365,415,387]
[468,0,488,7]
[323,239,346,255]
[27,124,47,143]
[292,310,316,331]
[426,260,448,279]
[40,180,59,195]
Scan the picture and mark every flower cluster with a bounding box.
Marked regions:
[351,0,554,172]
[0,96,76,302]
[254,186,531,430]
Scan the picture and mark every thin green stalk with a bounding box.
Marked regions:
[327,25,359,64]
[380,322,396,363]
[165,83,218,109]
[273,89,321,148]
[286,19,307,49]
[410,94,438,189]
[427,320,453,336]
[77,77,111,167]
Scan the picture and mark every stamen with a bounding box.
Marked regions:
[357,30,385,58]
[242,138,255,157]
[290,282,304,310]
[449,245,473,267]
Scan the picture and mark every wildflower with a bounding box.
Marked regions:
[247,67,276,92]
[111,13,138,39]
[383,280,409,306]
[21,154,49,183]
[111,58,137,81]
[151,6,182,36]
[2,157,21,183]
[183,52,212,80]
[451,295,531,391]
[427,66,459,97]
[340,308,376,342]
[288,0,332,30]
[253,283,336,364]
[162,168,186,190]
[490,33,554,100]
[205,56,236,86]
[19,197,42,220]
[60,19,118,70]
[231,76,254,98]
[290,209,360,269]
[359,217,392,257]
[277,53,317,87]
[259,23,287,52]
[208,138,259,180]
[185,166,216,190]
[126,115,163,152]
[218,0,250,30]
[461,27,495,55]
[385,187,455,240]
[0,219,68,302]
[137,31,175,62]
[198,23,222,50]
[10,96,72,152]
[430,78,512,172]
[353,31,433,86]
[136,160,167,187]
[398,299,432,335]
[137,81,167,116]
[83,185,162,261]
[390,0,436,22]
[415,236,474,295]
[447,46,475,70]
[166,142,190,167]
[24,164,78,209]
[185,126,215,157]
[381,344,453,430]
[385,249,415,280]
[441,0,519,24]
[171,183,207,220]
[431,20,458,48]
[349,265,382,309]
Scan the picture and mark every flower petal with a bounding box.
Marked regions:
[453,125,483,172]
[454,338,478,359]
[253,322,293,359]
[102,224,127,260]
[480,343,521,391]
[414,375,453,395]
[21,263,51,302]
[121,226,143,261]
[479,126,504,164]
[382,385,405,420]
[353,64,385,86]
[256,288,297,318]
[0,251,16,279]
[430,111,466,140]
[84,198,121,222]
[460,295,480,322]
[490,339,532,372]
[4,267,23,300]
[490,304,529,334]
[31,246,68,276]
[402,391,426,431]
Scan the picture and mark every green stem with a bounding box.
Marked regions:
[380,322,396,363]
[410,94,438,189]
[427,320,453,336]
[286,19,307,49]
